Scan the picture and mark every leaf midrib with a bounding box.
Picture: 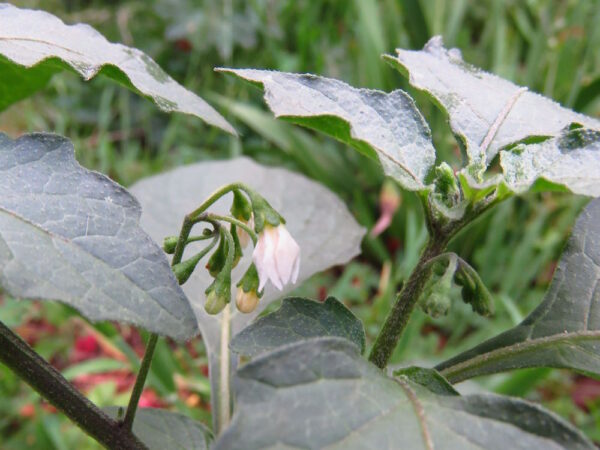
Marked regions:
[439,329,600,383]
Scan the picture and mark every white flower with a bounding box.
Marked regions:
[252,224,300,291]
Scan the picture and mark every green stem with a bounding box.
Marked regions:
[123,213,208,429]
[218,303,232,434]
[369,190,502,368]
[207,213,258,245]
[368,236,448,368]
[188,182,255,221]
[0,320,148,449]
[122,333,159,430]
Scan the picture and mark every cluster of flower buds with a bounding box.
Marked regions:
[163,183,300,315]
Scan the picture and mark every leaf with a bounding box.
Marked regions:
[215,337,592,450]
[0,3,235,134]
[130,157,365,430]
[500,127,600,197]
[230,296,366,357]
[385,36,600,170]
[105,407,211,450]
[0,133,198,341]
[217,68,436,191]
[395,366,459,396]
[437,198,600,383]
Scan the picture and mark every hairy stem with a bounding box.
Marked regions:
[0,320,148,450]
[369,188,505,368]
[368,236,448,368]
[219,303,232,434]
[123,333,159,430]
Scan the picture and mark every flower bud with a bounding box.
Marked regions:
[236,287,260,313]
[230,224,243,268]
[230,189,252,221]
[206,229,228,277]
[204,272,231,315]
[235,264,262,313]
[172,254,202,285]
[163,236,179,254]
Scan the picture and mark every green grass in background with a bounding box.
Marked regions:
[1,0,600,448]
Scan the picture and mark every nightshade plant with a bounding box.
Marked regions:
[1,3,600,449]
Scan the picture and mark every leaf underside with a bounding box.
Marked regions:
[104,407,211,450]
[130,157,365,430]
[386,36,600,171]
[230,296,366,356]
[0,3,235,134]
[0,133,198,341]
[437,198,600,383]
[217,68,436,191]
[215,338,592,450]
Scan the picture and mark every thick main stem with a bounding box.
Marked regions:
[0,320,148,450]
[368,237,447,368]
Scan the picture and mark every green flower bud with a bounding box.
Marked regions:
[231,224,243,268]
[204,272,231,315]
[163,236,179,254]
[433,162,462,208]
[230,189,252,221]
[206,229,228,277]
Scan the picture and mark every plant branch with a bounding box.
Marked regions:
[122,333,158,430]
[369,189,504,369]
[0,320,148,450]
[218,303,232,434]
[368,236,448,368]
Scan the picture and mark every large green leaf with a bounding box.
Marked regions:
[437,198,600,383]
[215,338,592,449]
[500,127,600,196]
[0,3,234,134]
[130,158,365,430]
[0,133,197,341]
[385,36,600,171]
[105,407,211,450]
[230,296,366,356]
[217,68,436,191]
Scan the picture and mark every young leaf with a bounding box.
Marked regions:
[215,337,592,450]
[501,127,600,197]
[385,36,600,171]
[130,157,365,430]
[105,407,211,450]
[230,296,366,357]
[394,366,459,396]
[0,4,234,134]
[437,198,600,383]
[217,68,436,191]
[0,133,198,341]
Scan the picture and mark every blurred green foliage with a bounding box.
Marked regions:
[1,0,600,448]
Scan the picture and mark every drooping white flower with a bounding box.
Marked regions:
[252,224,300,291]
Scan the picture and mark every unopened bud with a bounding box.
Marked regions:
[236,287,260,313]
[163,236,179,254]
[204,272,231,315]
[230,189,252,221]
